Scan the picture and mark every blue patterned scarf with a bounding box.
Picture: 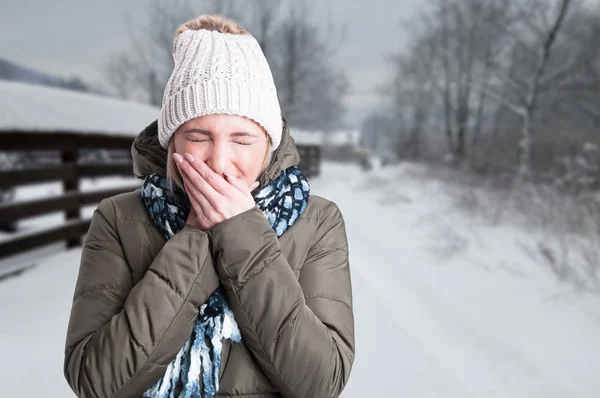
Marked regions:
[140,166,310,398]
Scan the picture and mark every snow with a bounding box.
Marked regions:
[290,128,361,147]
[0,79,359,147]
[0,79,357,149]
[0,249,80,397]
[324,130,361,146]
[1,162,599,397]
[328,163,600,397]
[0,80,159,136]
[288,128,324,146]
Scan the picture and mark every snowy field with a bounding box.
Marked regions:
[0,161,599,397]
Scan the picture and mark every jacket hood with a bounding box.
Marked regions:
[131,118,301,186]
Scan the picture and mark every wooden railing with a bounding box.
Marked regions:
[297,145,321,178]
[0,131,140,260]
[0,131,321,261]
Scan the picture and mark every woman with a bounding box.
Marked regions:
[63,14,354,398]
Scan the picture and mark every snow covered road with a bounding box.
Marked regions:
[318,163,600,398]
[1,162,599,397]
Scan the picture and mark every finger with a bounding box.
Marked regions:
[245,178,261,192]
[185,181,215,229]
[185,184,207,226]
[225,174,257,195]
[183,174,217,220]
[176,154,223,208]
[183,153,237,197]
[184,179,205,216]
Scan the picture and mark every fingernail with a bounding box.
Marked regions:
[173,153,183,164]
[224,173,233,179]
[184,153,194,162]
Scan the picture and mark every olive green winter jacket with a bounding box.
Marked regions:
[63,120,354,397]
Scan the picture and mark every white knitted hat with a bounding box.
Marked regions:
[158,29,282,150]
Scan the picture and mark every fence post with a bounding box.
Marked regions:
[61,139,81,248]
[0,188,17,232]
[314,146,321,177]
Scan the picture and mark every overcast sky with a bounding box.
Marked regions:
[0,0,421,127]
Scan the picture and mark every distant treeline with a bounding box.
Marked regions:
[0,58,90,93]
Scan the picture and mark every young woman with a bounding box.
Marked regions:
[64,14,354,398]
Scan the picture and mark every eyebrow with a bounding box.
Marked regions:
[182,128,257,137]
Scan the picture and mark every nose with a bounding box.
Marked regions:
[205,139,232,176]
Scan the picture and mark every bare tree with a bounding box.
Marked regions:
[359,112,397,156]
[388,35,438,160]
[270,0,348,131]
[396,0,513,164]
[471,0,575,177]
[101,0,245,106]
[100,0,348,131]
[541,6,600,127]
[383,0,600,199]
[249,0,285,58]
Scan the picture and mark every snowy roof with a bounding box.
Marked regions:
[0,80,357,145]
[0,80,159,137]
[290,128,360,146]
[289,128,323,146]
[325,130,361,146]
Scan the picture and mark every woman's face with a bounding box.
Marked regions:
[173,114,269,188]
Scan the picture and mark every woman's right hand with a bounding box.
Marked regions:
[186,205,202,229]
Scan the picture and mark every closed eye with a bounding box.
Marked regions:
[188,138,252,146]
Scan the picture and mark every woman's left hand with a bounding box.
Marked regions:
[174,152,259,230]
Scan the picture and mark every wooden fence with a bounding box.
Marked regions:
[297,145,321,177]
[0,131,140,260]
[0,131,321,261]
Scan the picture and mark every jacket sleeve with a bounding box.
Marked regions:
[63,197,219,398]
[206,202,355,398]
